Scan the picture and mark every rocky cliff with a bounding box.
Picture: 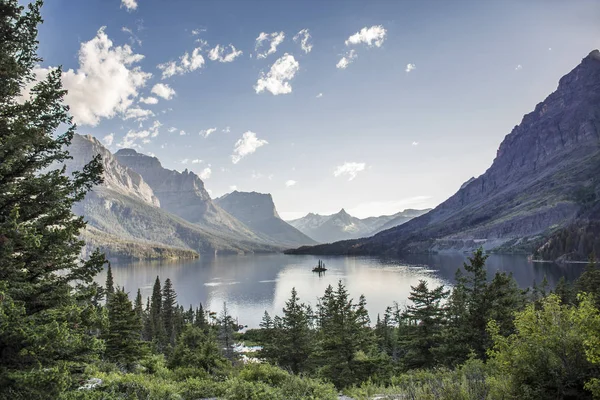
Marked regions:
[69,135,280,259]
[214,191,316,247]
[287,50,600,257]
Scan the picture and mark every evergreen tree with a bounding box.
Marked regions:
[0,1,105,396]
[105,288,145,369]
[162,278,177,344]
[575,254,600,307]
[105,262,114,301]
[133,288,144,335]
[194,304,207,331]
[168,325,229,374]
[149,276,166,346]
[218,302,236,360]
[317,281,375,388]
[400,280,449,369]
[277,287,314,374]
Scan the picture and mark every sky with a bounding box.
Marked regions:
[29,0,600,220]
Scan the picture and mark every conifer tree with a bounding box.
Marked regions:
[277,287,314,373]
[400,280,449,369]
[218,302,236,360]
[149,276,166,346]
[162,278,177,344]
[0,0,105,396]
[133,288,144,333]
[105,288,145,369]
[105,262,115,301]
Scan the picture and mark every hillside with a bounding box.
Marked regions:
[287,50,600,258]
[214,191,316,247]
[68,135,280,259]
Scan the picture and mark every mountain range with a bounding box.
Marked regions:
[287,50,600,261]
[67,136,314,260]
[287,208,430,243]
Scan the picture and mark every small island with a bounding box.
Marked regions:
[312,259,328,273]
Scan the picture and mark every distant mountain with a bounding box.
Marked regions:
[68,135,280,260]
[214,191,316,247]
[287,50,600,259]
[287,208,429,243]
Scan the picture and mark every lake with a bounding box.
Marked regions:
[97,253,586,328]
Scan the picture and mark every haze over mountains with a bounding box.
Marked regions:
[288,208,430,243]
[288,50,600,261]
[67,136,316,259]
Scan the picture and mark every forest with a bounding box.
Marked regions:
[1,1,600,399]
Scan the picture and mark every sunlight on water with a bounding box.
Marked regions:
[97,253,584,328]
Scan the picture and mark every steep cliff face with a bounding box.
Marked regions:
[114,149,266,242]
[287,50,600,257]
[68,135,159,207]
[68,135,280,259]
[215,191,316,247]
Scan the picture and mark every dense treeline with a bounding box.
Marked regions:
[2,1,600,399]
[247,251,600,399]
[535,221,600,262]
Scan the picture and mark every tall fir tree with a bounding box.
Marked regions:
[162,278,177,345]
[105,262,115,301]
[105,288,145,369]
[400,280,449,369]
[149,276,166,347]
[277,287,314,374]
[218,302,236,360]
[0,0,105,396]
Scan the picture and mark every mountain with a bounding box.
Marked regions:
[371,209,433,234]
[214,191,316,247]
[68,135,280,260]
[287,50,600,258]
[287,208,429,243]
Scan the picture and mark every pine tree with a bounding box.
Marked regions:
[575,254,600,307]
[149,276,166,346]
[105,288,145,369]
[218,302,236,360]
[400,280,449,369]
[133,288,144,334]
[162,278,177,345]
[277,287,314,373]
[105,262,115,301]
[0,1,105,396]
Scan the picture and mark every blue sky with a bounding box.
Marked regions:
[32,0,600,219]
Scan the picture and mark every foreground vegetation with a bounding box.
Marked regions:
[1,1,600,399]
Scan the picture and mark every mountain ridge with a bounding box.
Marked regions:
[287,50,600,258]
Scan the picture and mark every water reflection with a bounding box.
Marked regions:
[96,253,585,328]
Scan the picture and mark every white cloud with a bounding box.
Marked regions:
[293,29,312,53]
[336,49,357,69]
[124,107,154,121]
[412,141,419,146]
[255,31,285,59]
[334,162,366,181]
[157,48,205,79]
[405,63,416,73]
[208,44,243,63]
[192,159,203,164]
[231,131,268,164]
[222,126,231,133]
[515,64,523,71]
[181,159,189,164]
[285,180,297,187]
[345,25,387,47]
[122,27,142,46]
[168,127,177,133]
[179,130,187,136]
[140,96,158,104]
[102,133,114,146]
[121,0,137,11]
[200,127,217,138]
[151,83,176,100]
[229,185,238,191]
[199,167,212,180]
[254,54,299,95]
[316,93,323,98]
[117,121,161,148]
[25,28,152,126]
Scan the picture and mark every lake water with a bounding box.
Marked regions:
[97,253,585,328]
